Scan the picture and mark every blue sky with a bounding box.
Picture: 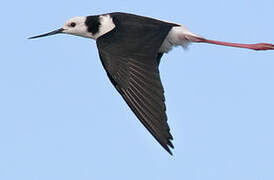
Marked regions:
[1,0,274,179]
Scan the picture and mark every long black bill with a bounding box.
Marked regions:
[28,28,64,39]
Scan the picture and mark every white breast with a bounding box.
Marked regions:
[159,25,201,53]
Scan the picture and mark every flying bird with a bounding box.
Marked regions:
[29,12,274,155]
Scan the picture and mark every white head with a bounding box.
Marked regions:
[62,16,92,38]
[29,15,116,40]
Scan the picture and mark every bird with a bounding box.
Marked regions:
[29,12,274,155]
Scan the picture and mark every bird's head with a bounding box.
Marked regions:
[61,16,92,38]
[29,15,115,40]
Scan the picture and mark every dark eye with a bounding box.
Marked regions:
[70,22,76,27]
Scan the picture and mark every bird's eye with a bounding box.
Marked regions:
[70,22,76,27]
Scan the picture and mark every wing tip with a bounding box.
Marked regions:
[161,136,174,155]
[164,142,174,156]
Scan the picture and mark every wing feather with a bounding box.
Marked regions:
[96,12,175,154]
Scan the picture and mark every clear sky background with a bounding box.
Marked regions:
[1,0,274,180]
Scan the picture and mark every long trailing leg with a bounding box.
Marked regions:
[184,35,274,51]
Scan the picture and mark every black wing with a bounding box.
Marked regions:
[96,13,175,154]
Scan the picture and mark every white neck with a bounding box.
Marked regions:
[93,15,116,39]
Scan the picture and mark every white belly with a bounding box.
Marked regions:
[159,25,201,53]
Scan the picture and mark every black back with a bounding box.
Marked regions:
[96,12,177,154]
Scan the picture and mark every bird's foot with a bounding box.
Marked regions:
[250,43,274,51]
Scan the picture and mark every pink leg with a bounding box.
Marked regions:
[184,35,274,51]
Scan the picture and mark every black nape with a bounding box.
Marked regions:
[85,15,101,35]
